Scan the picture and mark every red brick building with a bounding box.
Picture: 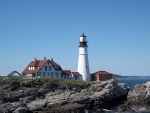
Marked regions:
[91,71,113,81]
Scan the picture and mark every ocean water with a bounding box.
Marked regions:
[117,76,150,90]
[97,77,150,113]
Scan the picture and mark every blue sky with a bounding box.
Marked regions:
[0,0,150,76]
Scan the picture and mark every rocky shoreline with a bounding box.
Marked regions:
[0,78,130,113]
[118,81,150,113]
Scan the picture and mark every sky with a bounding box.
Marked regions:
[0,0,150,76]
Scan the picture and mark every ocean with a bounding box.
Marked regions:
[117,76,150,90]
[96,77,150,113]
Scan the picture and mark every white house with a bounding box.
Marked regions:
[8,71,22,78]
[22,57,62,78]
[22,57,83,81]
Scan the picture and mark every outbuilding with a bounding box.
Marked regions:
[8,71,23,78]
[71,72,82,81]
[92,71,113,81]
[62,70,72,79]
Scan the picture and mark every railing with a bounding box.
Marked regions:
[78,44,88,47]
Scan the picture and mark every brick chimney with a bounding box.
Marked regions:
[34,58,37,61]
[44,57,46,61]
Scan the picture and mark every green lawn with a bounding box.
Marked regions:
[1,77,86,85]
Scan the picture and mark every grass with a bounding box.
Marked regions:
[34,78,86,85]
[0,77,86,86]
[59,79,86,85]
[38,78,54,84]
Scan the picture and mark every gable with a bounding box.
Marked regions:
[38,60,57,72]
[8,71,21,76]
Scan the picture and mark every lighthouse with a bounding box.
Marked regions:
[77,33,90,81]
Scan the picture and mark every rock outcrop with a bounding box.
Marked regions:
[118,81,150,112]
[0,79,130,113]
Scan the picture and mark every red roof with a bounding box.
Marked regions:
[72,72,82,76]
[22,58,61,74]
[95,71,112,75]
[62,70,71,75]
[51,61,59,66]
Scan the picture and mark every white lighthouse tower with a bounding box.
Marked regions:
[77,33,90,81]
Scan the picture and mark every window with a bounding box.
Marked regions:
[55,66,59,69]
[38,73,40,76]
[49,66,51,71]
[56,73,58,78]
[43,73,45,77]
[48,62,49,65]
[48,73,49,75]
[75,76,79,80]
[61,75,63,78]
[28,67,36,70]
[45,67,47,71]
[51,73,53,78]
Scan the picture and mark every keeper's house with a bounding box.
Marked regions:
[22,57,62,78]
[22,57,82,80]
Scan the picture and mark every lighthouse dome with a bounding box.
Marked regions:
[80,33,86,37]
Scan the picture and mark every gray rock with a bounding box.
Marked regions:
[13,107,28,113]
[27,99,47,111]
[119,81,150,112]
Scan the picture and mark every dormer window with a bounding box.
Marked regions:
[28,67,36,70]
[55,66,59,69]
